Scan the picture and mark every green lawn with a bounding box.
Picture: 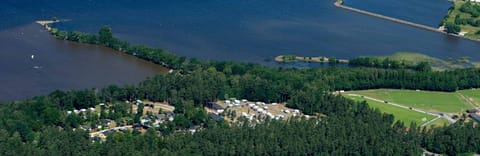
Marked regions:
[347,89,472,113]
[347,96,435,126]
[425,118,450,128]
[458,89,480,107]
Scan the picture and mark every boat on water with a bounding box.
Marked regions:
[33,66,43,69]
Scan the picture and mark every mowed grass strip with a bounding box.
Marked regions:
[458,89,480,107]
[347,89,472,113]
[347,96,435,126]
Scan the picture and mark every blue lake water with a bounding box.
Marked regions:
[49,0,479,62]
[343,0,452,27]
[2,0,480,101]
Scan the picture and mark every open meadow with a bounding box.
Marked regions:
[346,89,472,113]
[347,96,436,126]
[427,118,450,128]
[458,89,480,107]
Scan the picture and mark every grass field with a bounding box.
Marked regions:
[426,118,450,128]
[346,89,472,113]
[347,96,435,126]
[372,52,478,71]
[458,89,480,107]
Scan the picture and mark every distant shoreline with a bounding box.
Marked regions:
[274,55,349,64]
[334,0,480,43]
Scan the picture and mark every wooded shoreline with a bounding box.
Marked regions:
[3,19,476,155]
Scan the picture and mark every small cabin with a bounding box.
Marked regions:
[466,109,479,114]
[470,114,480,122]
[207,102,225,113]
[133,124,149,130]
[164,112,175,121]
[155,114,165,121]
[100,119,112,125]
[80,125,92,131]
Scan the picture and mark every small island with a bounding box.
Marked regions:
[274,55,349,64]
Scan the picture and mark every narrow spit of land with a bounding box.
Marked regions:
[274,55,349,64]
[35,19,69,31]
[36,20,57,31]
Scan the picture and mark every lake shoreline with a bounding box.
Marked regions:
[34,19,172,73]
[334,0,480,43]
[34,19,171,74]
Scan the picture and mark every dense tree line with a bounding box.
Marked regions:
[460,1,480,17]
[454,14,480,27]
[445,22,462,34]
[97,65,480,113]
[1,25,478,155]
[422,120,480,155]
[50,25,480,92]
[52,26,185,69]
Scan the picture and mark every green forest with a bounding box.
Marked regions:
[1,25,479,155]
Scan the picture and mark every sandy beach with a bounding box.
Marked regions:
[35,19,70,31]
[35,20,58,26]
[35,20,59,31]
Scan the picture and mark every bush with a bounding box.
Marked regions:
[445,22,461,34]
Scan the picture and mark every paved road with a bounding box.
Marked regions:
[347,94,457,126]
[429,112,456,124]
[420,116,441,127]
[423,149,441,156]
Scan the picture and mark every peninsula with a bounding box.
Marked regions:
[35,17,68,31]
[440,0,480,39]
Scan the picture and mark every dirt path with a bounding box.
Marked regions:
[420,116,441,127]
[457,92,479,109]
